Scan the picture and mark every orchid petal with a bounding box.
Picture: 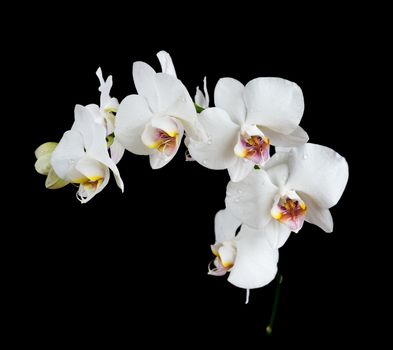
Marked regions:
[226,170,278,228]
[151,116,180,135]
[34,142,57,159]
[227,157,255,182]
[242,124,265,138]
[263,219,291,249]
[157,50,177,77]
[72,105,95,148]
[286,143,349,208]
[45,168,69,189]
[187,107,239,169]
[133,61,159,112]
[51,129,85,182]
[85,104,102,125]
[75,155,106,181]
[202,76,209,107]
[218,242,237,267]
[154,73,201,138]
[88,123,124,192]
[244,78,304,135]
[261,125,309,147]
[34,154,52,175]
[228,225,279,289]
[299,192,334,232]
[115,94,153,155]
[96,67,116,109]
[195,76,209,109]
[263,152,290,188]
[214,209,242,243]
[214,78,246,125]
[195,87,205,109]
[110,139,125,164]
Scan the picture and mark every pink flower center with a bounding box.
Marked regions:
[239,134,270,164]
[271,195,307,232]
[154,129,178,155]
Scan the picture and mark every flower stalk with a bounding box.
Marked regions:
[266,271,283,336]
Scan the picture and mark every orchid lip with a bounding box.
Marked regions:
[208,242,236,276]
[82,177,103,191]
[73,174,104,189]
[146,128,179,155]
[234,130,270,165]
[271,191,307,232]
[142,118,180,157]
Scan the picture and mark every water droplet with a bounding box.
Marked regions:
[235,198,240,203]
[303,154,308,160]
[237,189,243,194]
[202,159,208,165]
[207,138,212,145]
[181,97,186,102]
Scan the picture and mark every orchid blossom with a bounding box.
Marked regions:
[208,209,279,290]
[225,143,349,248]
[188,77,308,182]
[34,51,350,325]
[195,77,209,110]
[115,51,207,169]
[51,105,124,203]
[85,68,124,164]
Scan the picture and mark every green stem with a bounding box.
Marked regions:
[266,271,283,336]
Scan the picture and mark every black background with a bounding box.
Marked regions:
[17,8,373,346]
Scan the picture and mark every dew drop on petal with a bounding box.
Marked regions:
[303,154,308,160]
[235,198,240,203]
[203,159,208,165]
[207,138,212,145]
[237,189,243,194]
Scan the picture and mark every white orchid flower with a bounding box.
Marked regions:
[115,52,207,169]
[188,77,308,182]
[34,142,69,189]
[51,105,124,203]
[183,77,210,162]
[208,209,279,290]
[86,67,119,133]
[195,76,209,109]
[85,67,124,164]
[225,143,349,248]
